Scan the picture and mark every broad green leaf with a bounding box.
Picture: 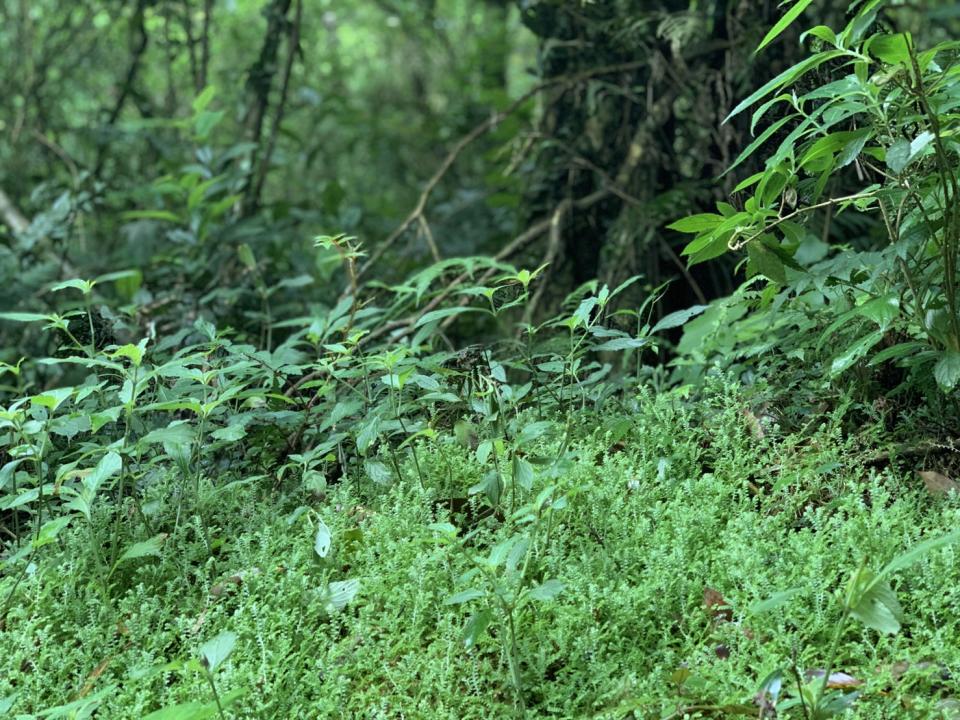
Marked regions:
[847,568,902,634]
[747,241,787,284]
[934,351,960,391]
[85,451,123,495]
[31,387,74,411]
[114,534,167,566]
[364,459,394,486]
[886,139,911,174]
[200,630,237,671]
[592,337,649,352]
[462,608,494,648]
[650,305,708,334]
[445,588,486,605]
[756,0,816,53]
[868,32,911,65]
[32,516,72,549]
[667,213,724,234]
[527,578,565,601]
[856,294,899,330]
[512,456,535,491]
[518,420,554,445]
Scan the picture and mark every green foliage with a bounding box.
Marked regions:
[672,0,960,418]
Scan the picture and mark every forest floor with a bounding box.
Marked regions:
[3,386,960,719]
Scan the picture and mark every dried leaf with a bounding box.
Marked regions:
[919,470,960,496]
[704,587,733,622]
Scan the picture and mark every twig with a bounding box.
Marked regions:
[358,60,648,279]
[522,200,570,324]
[730,192,878,251]
[419,216,441,263]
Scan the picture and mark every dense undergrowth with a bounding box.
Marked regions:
[4,379,960,719]
[3,2,960,718]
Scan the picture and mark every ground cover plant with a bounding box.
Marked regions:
[2,0,960,718]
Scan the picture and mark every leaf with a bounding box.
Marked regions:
[414,307,486,328]
[364,459,394,486]
[829,329,885,375]
[756,0,816,53]
[512,456,535,491]
[650,305,709,334]
[121,209,182,223]
[355,415,381,455]
[848,569,902,634]
[199,630,237,671]
[750,588,802,615]
[934,351,960,391]
[49,278,95,294]
[143,689,245,720]
[725,50,844,122]
[747,241,787,284]
[667,213,724,233]
[31,387,74,411]
[725,114,798,176]
[886,138,911,174]
[591,336,650,352]
[85,451,123,495]
[462,608,494,648]
[518,421,554,445]
[115,534,167,566]
[527,579,565,602]
[314,519,332,559]
[445,588,486,605]
[879,529,960,580]
[32,516,72,549]
[0,312,50,323]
